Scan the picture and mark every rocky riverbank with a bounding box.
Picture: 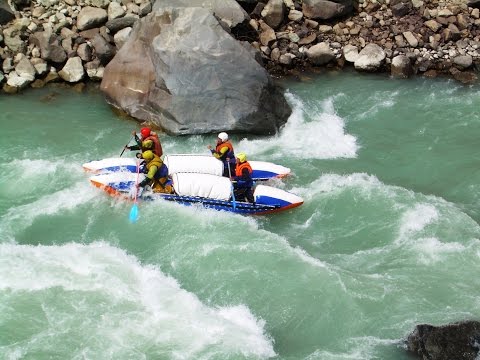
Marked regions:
[0,0,478,95]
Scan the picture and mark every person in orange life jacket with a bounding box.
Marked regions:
[138,150,173,194]
[231,152,255,203]
[207,132,236,177]
[125,127,163,158]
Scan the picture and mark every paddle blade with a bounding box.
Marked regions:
[129,203,139,223]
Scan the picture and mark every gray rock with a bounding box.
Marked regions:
[354,43,385,71]
[100,7,291,135]
[77,42,93,62]
[6,72,32,88]
[391,54,413,78]
[343,44,358,62]
[105,16,136,33]
[58,56,85,82]
[84,0,110,8]
[306,42,335,65]
[424,19,442,32]
[15,56,36,81]
[453,54,473,69]
[3,19,30,53]
[113,26,131,49]
[403,31,418,47]
[76,6,108,31]
[30,29,67,64]
[138,1,152,17]
[108,1,126,20]
[288,9,303,21]
[3,57,14,73]
[91,33,116,65]
[261,0,285,29]
[259,21,276,46]
[303,0,348,20]
[85,59,104,80]
[31,58,49,76]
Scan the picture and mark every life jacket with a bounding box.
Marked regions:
[215,140,235,164]
[146,154,168,180]
[235,161,253,177]
[143,132,163,157]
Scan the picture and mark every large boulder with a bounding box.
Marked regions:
[406,321,480,360]
[100,7,291,135]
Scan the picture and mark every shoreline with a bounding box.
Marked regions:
[0,0,479,96]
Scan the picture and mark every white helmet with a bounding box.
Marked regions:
[218,132,228,142]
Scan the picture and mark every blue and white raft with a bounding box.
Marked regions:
[83,154,290,181]
[90,172,303,215]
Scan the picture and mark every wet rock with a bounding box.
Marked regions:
[391,54,413,77]
[405,321,480,359]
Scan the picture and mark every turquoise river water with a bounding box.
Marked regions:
[1,71,480,359]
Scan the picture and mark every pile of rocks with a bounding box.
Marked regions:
[245,0,479,82]
[0,0,151,93]
[0,0,479,94]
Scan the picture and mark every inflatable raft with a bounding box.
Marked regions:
[83,154,290,181]
[90,172,303,215]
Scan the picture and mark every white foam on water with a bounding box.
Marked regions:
[0,181,99,240]
[0,158,82,197]
[237,92,358,160]
[292,172,387,200]
[0,242,276,359]
[356,91,397,120]
[305,336,399,360]
[412,237,465,265]
[397,203,439,241]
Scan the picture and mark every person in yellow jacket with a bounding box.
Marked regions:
[138,150,173,194]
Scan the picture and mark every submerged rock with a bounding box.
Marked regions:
[101,7,291,135]
[405,321,480,360]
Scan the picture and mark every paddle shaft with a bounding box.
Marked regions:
[120,135,134,157]
[227,161,236,209]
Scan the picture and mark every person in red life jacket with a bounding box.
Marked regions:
[207,132,236,177]
[126,127,163,158]
[232,152,255,203]
[138,150,173,193]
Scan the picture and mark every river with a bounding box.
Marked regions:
[1,71,480,359]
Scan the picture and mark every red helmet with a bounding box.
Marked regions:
[140,127,151,138]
